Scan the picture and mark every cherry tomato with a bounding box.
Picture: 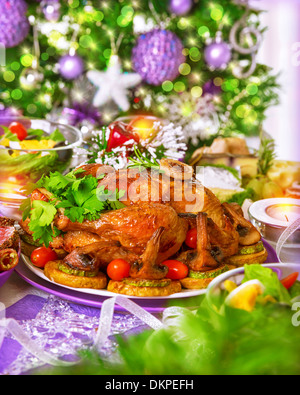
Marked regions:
[9,122,28,141]
[107,259,131,281]
[185,228,198,249]
[281,272,299,290]
[30,247,58,269]
[163,260,189,280]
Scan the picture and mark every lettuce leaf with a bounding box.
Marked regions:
[242,264,291,304]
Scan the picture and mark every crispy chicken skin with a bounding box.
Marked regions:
[20,159,264,285]
[62,238,140,270]
[91,164,225,227]
[54,203,188,263]
[222,202,261,246]
[20,201,188,264]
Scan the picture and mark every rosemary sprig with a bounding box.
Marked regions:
[256,136,277,176]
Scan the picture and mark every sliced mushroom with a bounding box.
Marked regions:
[63,241,119,272]
[160,158,194,181]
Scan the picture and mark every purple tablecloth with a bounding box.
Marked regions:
[0,292,146,375]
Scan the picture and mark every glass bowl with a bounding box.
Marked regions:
[115,115,164,139]
[248,198,300,254]
[0,240,21,288]
[0,117,82,220]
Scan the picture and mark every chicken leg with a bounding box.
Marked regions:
[222,202,261,246]
[178,213,219,271]
[130,227,169,280]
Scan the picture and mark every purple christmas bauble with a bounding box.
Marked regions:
[169,0,193,15]
[59,54,84,80]
[203,80,222,96]
[204,41,232,70]
[0,0,30,48]
[132,29,185,86]
[41,0,61,22]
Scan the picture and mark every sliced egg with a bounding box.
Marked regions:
[225,280,265,312]
[19,140,57,150]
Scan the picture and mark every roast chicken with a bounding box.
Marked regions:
[20,159,262,280]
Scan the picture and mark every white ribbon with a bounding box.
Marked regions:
[94,295,164,350]
[276,218,300,262]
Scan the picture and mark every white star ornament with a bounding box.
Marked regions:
[87,55,142,112]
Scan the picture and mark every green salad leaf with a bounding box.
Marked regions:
[1,126,19,142]
[226,188,254,206]
[47,128,65,143]
[242,264,291,304]
[1,125,65,143]
[0,149,63,178]
[289,281,300,300]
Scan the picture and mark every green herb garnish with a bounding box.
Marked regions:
[128,146,161,172]
[28,200,61,247]
[24,169,126,246]
[256,136,277,176]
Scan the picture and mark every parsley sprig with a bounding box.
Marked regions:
[23,169,126,247]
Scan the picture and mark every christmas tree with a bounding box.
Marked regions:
[0,0,279,152]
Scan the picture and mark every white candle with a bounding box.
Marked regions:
[266,204,300,223]
[249,198,300,228]
[249,198,300,260]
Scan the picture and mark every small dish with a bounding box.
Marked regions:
[0,240,21,288]
[0,117,82,220]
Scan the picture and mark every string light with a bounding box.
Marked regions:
[0,0,278,141]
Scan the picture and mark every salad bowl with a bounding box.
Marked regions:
[206,263,300,312]
[0,117,82,220]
